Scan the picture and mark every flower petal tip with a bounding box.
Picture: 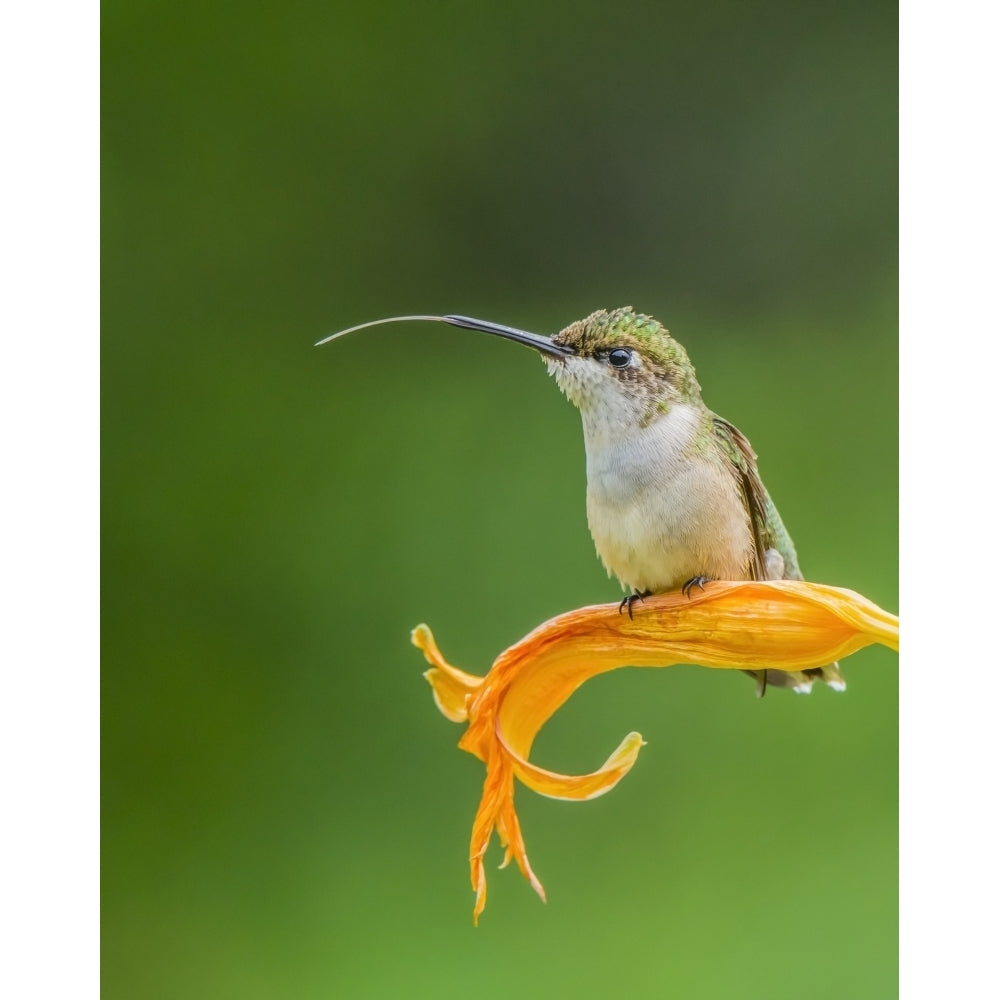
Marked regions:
[530,876,547,904]
[413,623,485,723]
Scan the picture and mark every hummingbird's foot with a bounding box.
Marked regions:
[618,589,652,620]
[681,575,712,598]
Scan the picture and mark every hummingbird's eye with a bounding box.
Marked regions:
[608,348,633,369]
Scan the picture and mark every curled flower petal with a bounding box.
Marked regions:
[503,728,646,802]
[413,580,898,922]
[412,623,482,723]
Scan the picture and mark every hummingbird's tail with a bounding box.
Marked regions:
[748,542,846,695]
[745,663,846,697]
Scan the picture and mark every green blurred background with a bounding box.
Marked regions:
[103,1,897,996]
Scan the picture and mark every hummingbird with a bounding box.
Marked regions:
[318,307,844,696]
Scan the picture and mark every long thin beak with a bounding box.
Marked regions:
[441,315,574,357]
[315,314,575,358]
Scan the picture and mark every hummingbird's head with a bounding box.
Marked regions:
[545,307,701,426]
[316,307,700,430]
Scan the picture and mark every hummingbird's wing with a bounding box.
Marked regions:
[713,417,845,696]
[711,416,768,581]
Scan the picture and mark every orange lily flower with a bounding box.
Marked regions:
[412,580,899,923]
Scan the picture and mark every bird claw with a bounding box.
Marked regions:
[681,576,712,598]
[618,589,651,620]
